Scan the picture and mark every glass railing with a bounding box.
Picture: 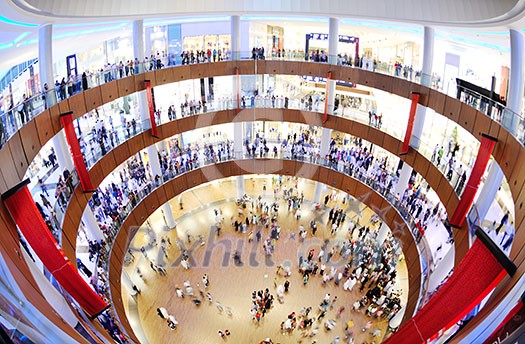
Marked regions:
[1,53,523,155]
[52,169,80,230]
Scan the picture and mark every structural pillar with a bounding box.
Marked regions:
[420,27,435,88]
[326,18,339,116]
[38,24,57,106]
[394,162,413,200]
[237,176,245,199]
[231,16,241,61]
[475,29,523,223]
[410,27,434,150]
[313,182,326,204]
[146,144,177,228]
[81,208,105,241]
[319,128,332,163]
[133,20,145,68]
[234,122,243,159]
[134,20,150,131]
[376,222,390,246]
[52,131,75,171]
[503,29,524,136]
[328,18,339,65]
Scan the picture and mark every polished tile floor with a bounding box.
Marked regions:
[124,176,408,344]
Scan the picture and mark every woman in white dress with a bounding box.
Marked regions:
[343,276,357,291]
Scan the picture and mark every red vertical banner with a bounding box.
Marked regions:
[400,92,420,155]
[60,112,94,192]
[144,80,158,138]
[354,38,359,63]
[450,134,497,227]
[382,240,506,344]
[1,180,108,317]
[323,71,332,122]
[235,67,240,114]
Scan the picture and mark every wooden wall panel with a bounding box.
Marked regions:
[57,98,70,115]
[285,62,303,76]
[34,110,55,145]
[142,71,156,87]
[500,133,521,179]
[100,80,119,104]
[300,61,320,78]
[177,116,197,133]
[459,103,477,133]
[68,92,87,118]
[374,73,394,94]
[427,89,446,115]
[442,96,462,124]
[89,163,105,187]
[19,120,41,164]
[190,63,210,79]
[265,60,285,75]
[7,132,28,180]
[48,103,62,133]
[83,87,103,113]
[472,111,492,140]
[126,133,146,158]
[116,76,137,97]
[508,149,525,199]
[172,65,192,81]
[112,140,132,167]
[391,77,411,99]
[154,67,173,86]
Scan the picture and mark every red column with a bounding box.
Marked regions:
[354,37,360,62]
[323,71,332,123]
[383,239,506,344]
[1,180,108,317]
[400,92,420,155]
[145,80,159,138]
[60,112,95,192]
[449,134,497,227]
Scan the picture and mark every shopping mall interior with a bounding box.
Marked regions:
[0,1,524,344]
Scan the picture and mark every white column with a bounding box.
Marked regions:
[394,163,413,199]
[146,144,177,228]
[421,26,434,88]
[81,208,104,241]
[231,16,241,61]
[410,105,427,150]
[52,131,74,171]
[313,182,326,204]
[328,18,339,65]
[410,27,434,149]
[474,162,504,223]
[161,203,176,229]
[133,20,145,61]
[504,29,524,135]
[121,270,137,295]
[146,146,161,177]
[376,222,390,246]
[475,29,523,222]
[326,18,339,114]
[234,122,243,159]
[134,20,150,131]
[38,24,57,105]
[237,176,245,198]
[320,128,332,160]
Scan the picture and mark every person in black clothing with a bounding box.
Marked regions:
[284,280,290,292]
[495,212,510,234]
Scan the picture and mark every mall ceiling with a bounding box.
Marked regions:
[6,0,525,26]
[0,0,524,77]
